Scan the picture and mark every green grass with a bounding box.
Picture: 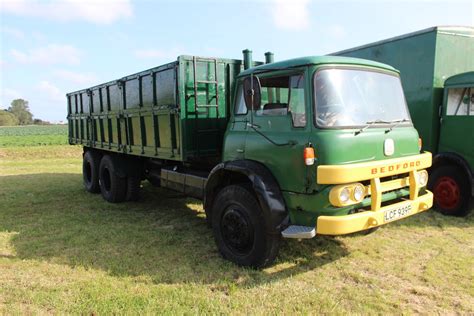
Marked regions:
[0,145,473,314]
[0,125,68,147]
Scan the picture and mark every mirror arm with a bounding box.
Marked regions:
[250,73,254,125]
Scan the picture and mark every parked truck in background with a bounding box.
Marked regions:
[67,50,433,267]
[334,26,474,216]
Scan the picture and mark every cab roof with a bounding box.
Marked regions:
[444,71,474,87]
[238,55,397,77]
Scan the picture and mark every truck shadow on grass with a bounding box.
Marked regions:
[0,173,349,287]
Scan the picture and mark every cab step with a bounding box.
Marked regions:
[281,225,316,239]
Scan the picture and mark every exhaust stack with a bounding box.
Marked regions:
[242,49,253,70]
[265,52,274,64]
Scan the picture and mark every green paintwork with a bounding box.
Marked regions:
[239,55,397,77]
[67,56,262,164]
[333,26,474,156]
[444,72,474,87]
[439,71,474,171]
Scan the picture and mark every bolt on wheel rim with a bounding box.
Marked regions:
[434,176,460,210]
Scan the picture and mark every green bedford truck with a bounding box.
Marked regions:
[67,50,433,267]
[334,26,473,216]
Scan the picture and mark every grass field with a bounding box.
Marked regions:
[0,125,68,147]
[0,140,473,313]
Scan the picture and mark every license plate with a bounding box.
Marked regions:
[383,203,412,223]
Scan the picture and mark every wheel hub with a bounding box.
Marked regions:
[221,208,253,254]
[434,176,460,210]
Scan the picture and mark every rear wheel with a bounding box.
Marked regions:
[99,155,127,203]
[83,150,101,193]
[428,165,471,217]
[211,185,281,268]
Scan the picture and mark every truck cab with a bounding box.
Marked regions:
[429,72,474,216]
[205,54,433,267]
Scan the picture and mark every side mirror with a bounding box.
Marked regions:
[243,76,261,111]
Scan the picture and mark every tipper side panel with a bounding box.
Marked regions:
[67,61,181,160]
[334,31,438,152]
[67,56,246,164]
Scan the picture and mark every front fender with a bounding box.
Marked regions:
[204,160,289,234]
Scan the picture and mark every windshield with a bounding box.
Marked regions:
[314,68,411,128]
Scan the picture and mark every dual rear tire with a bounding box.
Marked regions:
[82,151,141,203]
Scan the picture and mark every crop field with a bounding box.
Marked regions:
[0,125,68,147]
[0,128,473,314]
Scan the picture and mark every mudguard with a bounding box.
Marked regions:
[204,160,289,235]
[433,152,473,181]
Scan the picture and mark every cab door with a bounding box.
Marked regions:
[439,85,474,168]
[244,70,310,193]
[222,82,249,161]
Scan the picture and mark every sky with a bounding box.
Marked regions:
[1,0,473,122]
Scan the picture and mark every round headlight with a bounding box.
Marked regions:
[340,187,350,203]
[417,170,428,186]
[353,184,365,202]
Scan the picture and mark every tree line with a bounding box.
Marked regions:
[0,99,51,126]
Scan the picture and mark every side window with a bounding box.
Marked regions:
[446,87,473,116]
[257,75,289,116]
[255,74,306,127]
[289,75,306,127]
[234,84,247,115]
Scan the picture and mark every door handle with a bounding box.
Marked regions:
[246,122,260,129]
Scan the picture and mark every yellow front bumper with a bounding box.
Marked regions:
[316,190,433,235]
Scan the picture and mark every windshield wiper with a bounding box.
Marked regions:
[355,119,391,135]
[385,118,410,133]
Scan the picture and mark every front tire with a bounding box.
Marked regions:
[99,155,127,203]
[211,185,281,268]
[428,165,471,217]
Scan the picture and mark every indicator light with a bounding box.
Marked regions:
[304,147,315,166]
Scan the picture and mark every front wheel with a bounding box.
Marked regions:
[211,185,281,268]
[428,165,471,217]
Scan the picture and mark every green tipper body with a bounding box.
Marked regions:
[333,26,474,155]
[67,56,262,164]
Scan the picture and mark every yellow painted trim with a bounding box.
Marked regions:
[316,191,433,235]
[370,178,382,211]
[317,152,432,184]
[409,170,419,200]
[366,176,410,194]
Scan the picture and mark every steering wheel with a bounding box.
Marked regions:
[317,104,345,126]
